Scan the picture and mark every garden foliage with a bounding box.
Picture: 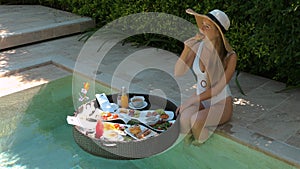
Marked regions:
[1,0,299,87]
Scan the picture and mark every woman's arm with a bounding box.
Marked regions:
[174,46,195,77]
[174,36,201,77]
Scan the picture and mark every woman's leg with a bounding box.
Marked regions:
[190,96,233,142]
[179,104,199,134]
[178,102,206,144]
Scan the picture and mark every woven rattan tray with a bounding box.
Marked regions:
[73,93,179,159]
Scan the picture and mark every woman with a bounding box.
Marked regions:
[174,9,237,145]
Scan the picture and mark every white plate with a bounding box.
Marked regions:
[125,125,157,140]
[148,120,176,132]
[98,112,121,121]
[128,101,148,109]
[139,110,174,121]
[76,114,97,130]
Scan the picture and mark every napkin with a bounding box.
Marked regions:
[95,93,114,112]
[66,116,83,127]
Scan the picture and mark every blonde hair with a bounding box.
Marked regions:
[206,32,227,88]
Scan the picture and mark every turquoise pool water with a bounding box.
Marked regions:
[0,76,297,169]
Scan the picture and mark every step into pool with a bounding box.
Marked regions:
[0,76,297,169]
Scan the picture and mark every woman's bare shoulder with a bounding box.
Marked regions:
[227,50,237,57]
[224,51,237,69]
[226,51,237,62]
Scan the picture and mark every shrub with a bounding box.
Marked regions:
[3,0,300,87]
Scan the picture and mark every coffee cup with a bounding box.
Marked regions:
[130,96,145,108]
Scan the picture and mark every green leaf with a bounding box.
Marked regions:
[235,70,246,95]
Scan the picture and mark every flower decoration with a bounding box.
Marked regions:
[79,82,90,103]
[84,82,90,90]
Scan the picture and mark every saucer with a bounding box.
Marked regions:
[129,101,148,109]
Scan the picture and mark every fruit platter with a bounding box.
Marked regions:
[70,93,179,160]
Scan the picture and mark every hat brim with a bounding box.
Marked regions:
[186,9,232,52]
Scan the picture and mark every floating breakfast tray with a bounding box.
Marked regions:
[72,93,179,160]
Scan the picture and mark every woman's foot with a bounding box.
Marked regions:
[183,133,194,145]
[191,139,204,146]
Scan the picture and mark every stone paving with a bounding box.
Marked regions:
[0,5,94,50]
[0,5,299,167]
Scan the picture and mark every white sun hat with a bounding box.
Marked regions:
[186,8,233,52]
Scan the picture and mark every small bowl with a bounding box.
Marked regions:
[130,96,145,108]
[102,130,123,141]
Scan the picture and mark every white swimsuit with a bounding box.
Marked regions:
[192,42,232,108]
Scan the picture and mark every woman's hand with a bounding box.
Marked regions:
[184,34,202,52]
[175,95,199,115]
[174,34,201,77]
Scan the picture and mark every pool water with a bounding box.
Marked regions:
[0,76,296,169]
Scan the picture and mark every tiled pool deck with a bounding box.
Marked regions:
[0,5,299,167]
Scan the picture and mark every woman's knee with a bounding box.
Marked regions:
[179,106,198,120]
[179,111,192,126]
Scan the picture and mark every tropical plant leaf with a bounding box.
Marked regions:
[235,70,246,95]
